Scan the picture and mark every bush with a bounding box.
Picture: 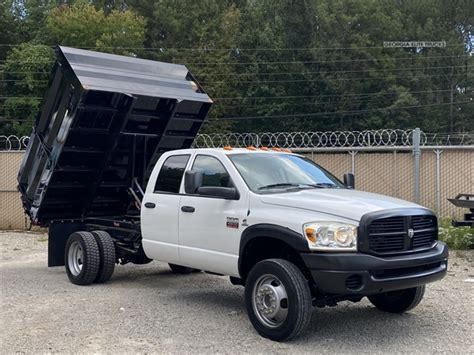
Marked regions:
[438,219,474,250]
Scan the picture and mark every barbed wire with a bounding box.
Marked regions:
[0,135,30,151]
[192,130,474,148]
[1,130,472,151]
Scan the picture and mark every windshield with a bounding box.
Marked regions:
[228,153,344,193]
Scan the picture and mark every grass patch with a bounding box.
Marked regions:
[438,219,473,250]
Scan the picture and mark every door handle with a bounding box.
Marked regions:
[144,202,156,208]
[181,206,195,213]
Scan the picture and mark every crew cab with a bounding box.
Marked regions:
[18,47,448,341]
[138,147,447,340]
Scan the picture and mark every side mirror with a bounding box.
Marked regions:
[184,170,203,193]
[343,173,355,189]
[196,186,240,200]
[185,170,239,200]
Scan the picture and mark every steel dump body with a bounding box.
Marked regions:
[18,46,212,225]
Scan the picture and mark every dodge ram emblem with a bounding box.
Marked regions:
[407,228,415,238]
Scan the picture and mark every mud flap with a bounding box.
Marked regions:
[48,222,84,266]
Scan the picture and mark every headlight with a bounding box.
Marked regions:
[303,222,358,251]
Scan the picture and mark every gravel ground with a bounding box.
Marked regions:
[1,231,473,354]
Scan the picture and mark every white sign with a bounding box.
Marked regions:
[383,41,446,48]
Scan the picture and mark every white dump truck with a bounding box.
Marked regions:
[18,47,448,341]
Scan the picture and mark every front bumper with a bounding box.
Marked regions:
[301,242,448,295]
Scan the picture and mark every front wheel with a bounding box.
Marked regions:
[368,285,425,313]
[245,259,312,341]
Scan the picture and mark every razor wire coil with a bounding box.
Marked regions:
[0,135,30,151]
[192,130,473,148]
[1,130,472,151]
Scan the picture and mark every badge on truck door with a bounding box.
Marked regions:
[226,217,239,229]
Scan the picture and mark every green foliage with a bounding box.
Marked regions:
[46,3,104,48]
[1,3,145,136]
[1,43,54,136]
[1,0,473,136]
[0,1,20,60]
[438,219,474,250]
[5,0,57,47]
[95,9,145,55]
[46,3,145,55]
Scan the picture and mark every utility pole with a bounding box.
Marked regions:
[413,128,421,204]
[449,66,455,133]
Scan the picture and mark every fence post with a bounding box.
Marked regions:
[413,128,421,203]
[349,151,357,174]
[434,149,443,215]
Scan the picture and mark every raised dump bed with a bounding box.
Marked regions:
[18,46,212,225]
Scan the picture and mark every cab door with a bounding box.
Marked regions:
[141,154,190,263]
[178,154,247,276]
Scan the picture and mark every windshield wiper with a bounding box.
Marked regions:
[258,182,337,191]
[302,182,337,188]
[258,183,302,190]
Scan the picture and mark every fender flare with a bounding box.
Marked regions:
[238,223,310,275]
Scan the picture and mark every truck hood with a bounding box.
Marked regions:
[259,189,422,222]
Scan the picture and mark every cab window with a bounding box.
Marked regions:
[154,155,190,193]
[192,155,233,188]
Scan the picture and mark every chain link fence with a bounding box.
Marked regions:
[1,129,473,229]
[0,152,31,229]
[301,147,472,218]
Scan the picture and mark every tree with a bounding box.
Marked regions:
[0,1,21,60]
[1,43,55,136]
[128,0,244,132]
[0,3,145,136]
[1,0,472,136]
[46,2,145,55]
[8,0,56,45]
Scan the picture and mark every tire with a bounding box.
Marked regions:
[64,231,100,285]
[245,259,312,341]
[368,285,425,313]
[91,230,116,283]
[168,263,195,274]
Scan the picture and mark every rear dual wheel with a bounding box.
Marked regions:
[91,230,116,284]
[65,231,116,285]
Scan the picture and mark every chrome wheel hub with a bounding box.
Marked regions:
[68,241,83,276]
[252,274,289,328]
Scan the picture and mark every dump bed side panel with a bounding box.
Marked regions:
[18,46,212,225]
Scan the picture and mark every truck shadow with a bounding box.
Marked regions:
[166,285,432,346]
[46,264,437,346]
[174,286,436,347]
